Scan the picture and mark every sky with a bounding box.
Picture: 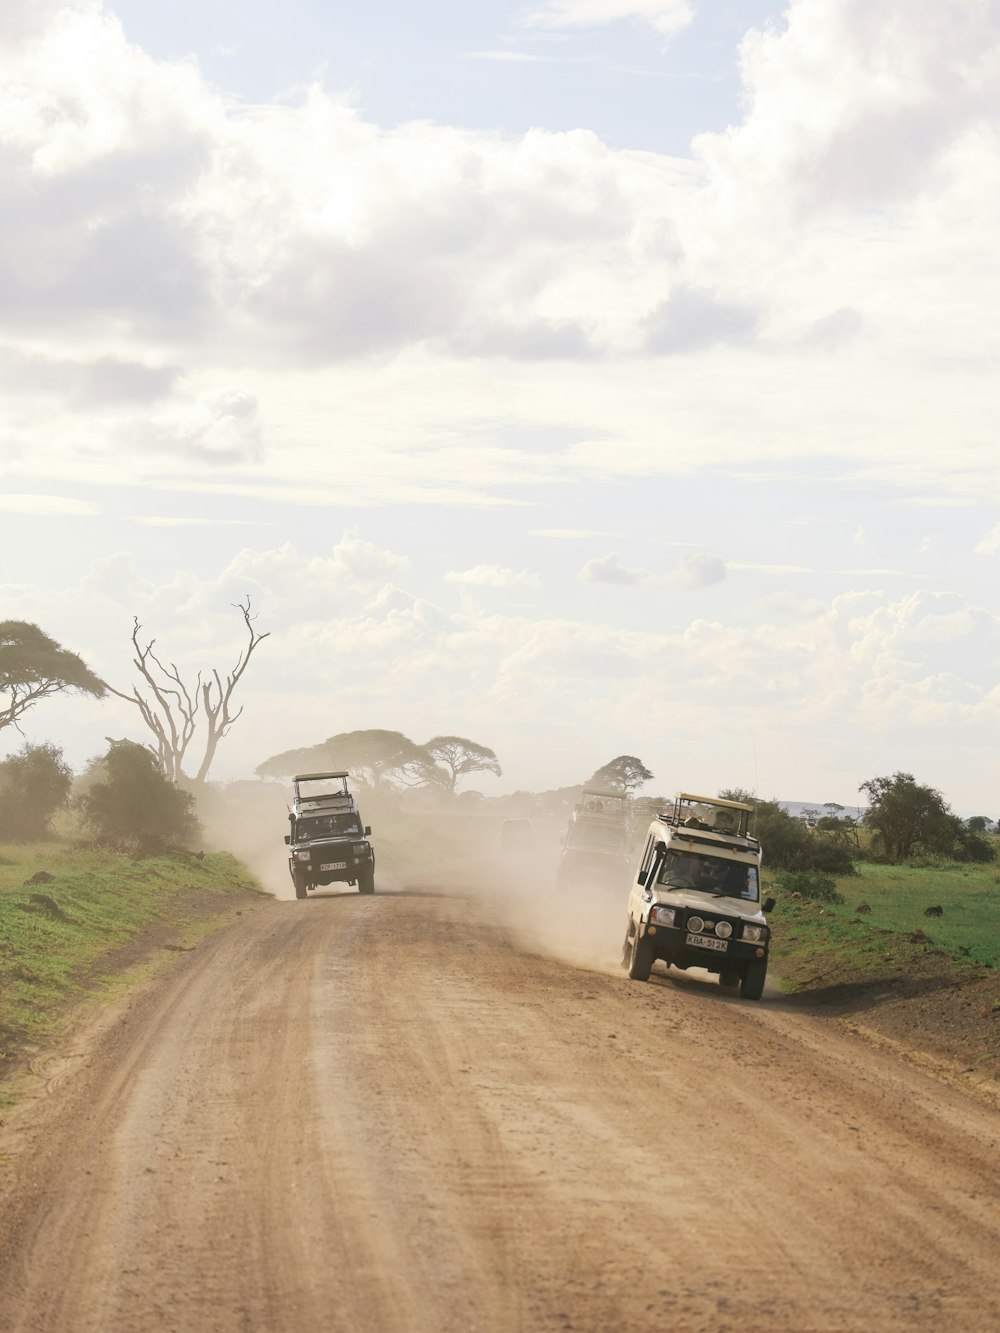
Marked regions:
[1,0,999,813]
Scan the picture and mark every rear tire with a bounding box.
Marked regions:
[626,923,654,982]
[741,960,767,1000]
[719,968,740,989]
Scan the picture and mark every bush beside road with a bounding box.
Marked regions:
[0,840,266,1096]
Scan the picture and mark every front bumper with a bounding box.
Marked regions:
[641,920,768,971]
[290,841,373,884]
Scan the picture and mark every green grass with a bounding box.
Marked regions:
[0,840,265,1085]
[764,858,1000,988]
[831,861,1000,968]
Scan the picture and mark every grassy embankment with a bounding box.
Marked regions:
[766,857,1000,986]
[0,841,265,1098]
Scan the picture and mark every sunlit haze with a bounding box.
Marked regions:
[2,0,999,811]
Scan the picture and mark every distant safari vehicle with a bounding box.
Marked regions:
[555,786,631,891]
[621,793,774,1000]
[284,772,375,900]
[499,818,536,854]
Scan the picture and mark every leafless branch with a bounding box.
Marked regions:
[108,601,269,783]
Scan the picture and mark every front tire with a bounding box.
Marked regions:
[741,960,767,1000]
[620,922,632,969]
[626,922,654,982]
[358,868,375,895]
[292,868,309,900]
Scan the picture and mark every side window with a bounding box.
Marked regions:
[638,835,656,881]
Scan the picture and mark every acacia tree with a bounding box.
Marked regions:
[107,597,269,784]
[422,736,501,794]
[859,772,955,863]
[588,755,653,795]
[0,621,105,733]
[257,729,430,789]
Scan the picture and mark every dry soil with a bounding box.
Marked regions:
[2,884,1000,1332]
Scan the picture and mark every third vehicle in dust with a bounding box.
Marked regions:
[621,793,774,1000]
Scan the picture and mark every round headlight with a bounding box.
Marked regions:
[688,915,705,934]
[715,921,733,939]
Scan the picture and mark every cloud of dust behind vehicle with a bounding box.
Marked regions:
[194,780,294,898]
[193,782,634,974]
[378,806,632,977]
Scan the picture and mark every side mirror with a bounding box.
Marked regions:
[763,897,775,913]
[283,834,290,845]
[364,826,371,836]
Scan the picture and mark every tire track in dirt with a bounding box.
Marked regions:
[2,891,1000,1332]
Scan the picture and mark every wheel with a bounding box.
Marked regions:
[292,868,309,900]
[358,868,375,895]
[740,960,767,1000]
[620,922,633,969]
[719,968,740,989]
[626,922,654,982]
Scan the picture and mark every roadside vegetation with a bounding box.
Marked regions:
[0,840,264,1094]
[767,855,1000,972]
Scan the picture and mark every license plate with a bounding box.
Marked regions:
[686,933,728,952]
[320,861,347,871]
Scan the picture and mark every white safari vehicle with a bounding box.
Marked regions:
[621,793,774,1000]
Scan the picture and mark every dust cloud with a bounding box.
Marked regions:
[194,780,294,897]
[193,781,632,976]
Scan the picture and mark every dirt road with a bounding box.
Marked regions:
[2,886,1000,1332]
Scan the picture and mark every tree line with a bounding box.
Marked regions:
[1,617,995,870]
[256,730,501,794]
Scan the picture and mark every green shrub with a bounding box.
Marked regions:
[719,789,857,875]
[0,742,73,840]
[773,869,845,905]
[78,740,199,854]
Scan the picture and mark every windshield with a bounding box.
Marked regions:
[657,850,759,900]
[581,796,626,817]
[296,777,348,801]
[295,813,361,840]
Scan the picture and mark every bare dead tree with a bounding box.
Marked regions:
[194,597,269,783]
[107,597,269,783]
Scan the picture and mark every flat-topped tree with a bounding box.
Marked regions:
[0,621,105,734]
[587,755,653,795]
[258,730,430,790]
[423,736,501,794]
